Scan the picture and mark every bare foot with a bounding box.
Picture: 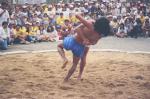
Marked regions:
[61,59,68,69]
[77,75,82,81]
[63,78,69,83]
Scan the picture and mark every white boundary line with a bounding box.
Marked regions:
[0,49,150,56]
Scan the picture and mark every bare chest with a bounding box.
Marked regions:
[83,28,100,44]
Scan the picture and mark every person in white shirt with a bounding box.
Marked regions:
[116,23,127,38]
[0,21,10,50]
[0,2,10,26]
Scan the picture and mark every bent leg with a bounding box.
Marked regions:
[78,47,89,80]
[57,43,68,69]
[0,39,8,50]
[64,55,80,82]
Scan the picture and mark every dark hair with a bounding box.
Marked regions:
[1,1,8,6]
[94,17,110,37]
[2,21,8,26]
[47,25,54,32]
[119,23,125,29]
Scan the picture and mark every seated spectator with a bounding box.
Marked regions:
[42,13,50,28]
[110,16,119,35]
[9,24,16,44]
[13,25,29,44]
[36,25,47,42]
[129,17,143,38]
[0,21,10,50]
[69,13,80,26]
[59,19,72,40]
[46,24,58,42]
[26,23,37,42]
[31,22,39,36]
[142,16,150,37]
[56,13,66,28]
[124,17,134,35]
[116,23,127,38]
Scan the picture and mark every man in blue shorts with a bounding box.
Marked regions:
[57,14,110,82]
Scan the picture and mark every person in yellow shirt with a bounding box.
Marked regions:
[26,23,39,43]
[31,22,39,36]
[69,13,80,26]
[13,25,28,44]
[56,13,66,27]
[140,13,145,24]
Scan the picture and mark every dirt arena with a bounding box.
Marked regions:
[0,52,150,99]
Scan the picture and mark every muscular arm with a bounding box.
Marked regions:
[75,24,86,39]
[75,14,94,31]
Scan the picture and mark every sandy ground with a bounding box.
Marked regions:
[0,52,150,99]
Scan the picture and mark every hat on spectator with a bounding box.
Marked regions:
[113,16,117,19]
[77,3,80,5]
[57,3,61,6]
[85,3,88,5]
[64,18,70,22]
[69,5,73,8]
[145,16,149,20]
[107,15,113,18]
[136,15,141,19]
[26,22,32,25]
[22,5,27,8]
[126,13,130,16]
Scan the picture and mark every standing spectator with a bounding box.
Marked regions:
[0,21,10,50]
[0,2,10,26]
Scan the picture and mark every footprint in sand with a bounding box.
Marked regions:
[83,79,95,86]
[116,83,126,87]
[104,82,116,88]
[140,82,150,90]
[11,68,24,72]
[147,66,150,71]
[134,75,144,80]
[80,95,95,99]
[59,85,74,90]
[115,80,127,87]
[0,88,9,94]
[65,94,75,97]
[43,68,50,71]
[114,91,123,96]
[49,92,55,95]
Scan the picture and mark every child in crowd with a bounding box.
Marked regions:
[116,23,127,38]
[59,19,73,40]
[142,16,150,37]
[37,25,47,42]
[47,24,58,42]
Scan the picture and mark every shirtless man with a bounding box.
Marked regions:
[57,14,110,82]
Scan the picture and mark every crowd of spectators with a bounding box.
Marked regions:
[0,0,150,50]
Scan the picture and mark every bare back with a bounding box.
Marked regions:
[75,24,101,45]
